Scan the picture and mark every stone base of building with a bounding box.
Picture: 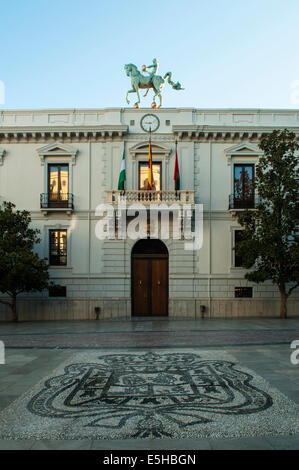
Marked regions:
[0,297,298,321]
[169,298,299,318]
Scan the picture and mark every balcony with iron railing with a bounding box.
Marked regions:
[40,193,74,214]
[228,193,260,210]
[106,190,195,205]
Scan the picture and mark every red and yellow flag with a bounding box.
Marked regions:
[174,141,180,190]
[147,134,153,190]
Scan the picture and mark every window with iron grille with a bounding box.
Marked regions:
[49,230,67,266]
[49,285,67,297]
[235,287,253,298]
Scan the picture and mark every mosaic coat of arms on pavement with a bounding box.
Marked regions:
[1,350,299,440]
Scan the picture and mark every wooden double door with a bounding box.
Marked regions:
[132,255,168,316]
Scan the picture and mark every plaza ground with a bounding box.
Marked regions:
[0,317,298,450]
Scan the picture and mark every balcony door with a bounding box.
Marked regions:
[139,162,161,191]
[234,164,254,208]
[48,164,69,207]
[132,239,168,316]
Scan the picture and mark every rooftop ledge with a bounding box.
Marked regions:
[1,107,299,113]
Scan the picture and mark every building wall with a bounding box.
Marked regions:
[0,108,298,320]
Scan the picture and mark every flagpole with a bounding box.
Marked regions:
[150,126,152,191]
[150,126,152,195]
[175,140,178,195]
[147,126,153,192]
[123,141,126,192]
[124,141,127,191]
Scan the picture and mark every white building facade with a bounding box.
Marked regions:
[0,107,298,320]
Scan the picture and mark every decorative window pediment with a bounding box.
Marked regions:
[37,142,78,165]
[224,143,263,165]
[129,141,171,160]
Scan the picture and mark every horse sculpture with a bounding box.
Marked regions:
[124,62,184,108]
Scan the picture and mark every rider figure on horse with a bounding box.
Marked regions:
[125,60,183,108]
[142,58,159,78]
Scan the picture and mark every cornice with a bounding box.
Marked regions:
[1,122,299,143]
[172,125,299,140]
[0,125,128,143]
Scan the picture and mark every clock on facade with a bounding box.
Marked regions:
[140,114,160,133]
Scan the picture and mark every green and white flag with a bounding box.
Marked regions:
[117,148,126,190]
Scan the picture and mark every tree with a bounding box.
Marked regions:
[234,129,299,318]
[0,202,50,321]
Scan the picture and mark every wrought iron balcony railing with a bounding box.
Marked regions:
[106,190,195,205]
[228,194,259,210]
[40,193,74,210]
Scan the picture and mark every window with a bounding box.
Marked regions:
[49,230,67,266]
[235,287,253,298]
[49,285,67,297]
[234,230,245,267]
[48,164,69,207]
[37,142,77,213]
[139,162,161,190]
[234,164,254,208]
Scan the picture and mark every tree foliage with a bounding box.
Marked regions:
[235,129,299,318]
[0,202,50,321]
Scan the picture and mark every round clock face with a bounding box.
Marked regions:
[140,114,160,133]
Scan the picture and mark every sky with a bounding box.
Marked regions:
[1,0,299,110]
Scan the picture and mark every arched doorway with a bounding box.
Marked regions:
[131,239,168,316]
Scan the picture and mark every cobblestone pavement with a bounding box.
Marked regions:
[0,317,298,450]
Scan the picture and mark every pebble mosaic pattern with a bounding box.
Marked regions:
[0,350,298,440]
